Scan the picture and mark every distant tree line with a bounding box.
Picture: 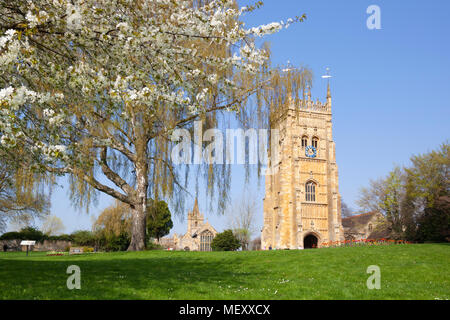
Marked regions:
[357,143,449,242]
[0,199,173,251]
[0,226,71,242]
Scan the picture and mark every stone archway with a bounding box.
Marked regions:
[304,234,319,249]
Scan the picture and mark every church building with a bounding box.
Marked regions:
[172,198,218,251]
[262,83,344,249]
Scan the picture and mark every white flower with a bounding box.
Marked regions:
[26,11,39,28]
[208,74,218,85]
[43,108,55,118]
[5,29,16,37]
[116,22,131,33]
[196,88,208,102]
[0,30,16,49]
[191,69,201,77]
[129,92,138,100]
[0,134,16,147]
[0,87,14,100]
[11,87,28,107]
[66,4,82,30]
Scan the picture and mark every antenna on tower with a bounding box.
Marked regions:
[282,60,294,72]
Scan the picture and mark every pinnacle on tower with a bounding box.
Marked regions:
[326,82,332,107]
[193,197,199,215]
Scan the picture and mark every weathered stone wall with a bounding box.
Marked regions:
[0,239,72,252]
[0,239,21,251]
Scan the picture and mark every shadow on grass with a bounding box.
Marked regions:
[0,252,262,299]
[1,244,449,299]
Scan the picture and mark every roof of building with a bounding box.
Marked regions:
[342,211,381,229]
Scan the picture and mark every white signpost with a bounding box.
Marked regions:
[20,240,36,256]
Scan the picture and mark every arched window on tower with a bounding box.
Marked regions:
[301,136,308,148]
[312,137,319,149]
[305,181,316,202]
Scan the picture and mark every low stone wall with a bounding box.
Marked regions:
[0,239,72,252]
[0,239,21,251]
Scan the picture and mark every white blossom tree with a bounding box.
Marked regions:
[0,0,309,250]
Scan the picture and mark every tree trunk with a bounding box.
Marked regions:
[128,204,147,251]
[127,158,148,251]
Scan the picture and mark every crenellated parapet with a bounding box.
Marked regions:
[295,99,331,113]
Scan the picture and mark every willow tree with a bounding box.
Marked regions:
[0,0,311,250]
[0,149,51,233]
[93,200,132,239]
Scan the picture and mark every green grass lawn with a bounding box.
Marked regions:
[0,243,448,300]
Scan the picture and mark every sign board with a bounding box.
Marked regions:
[69,247,84,255]
[20,240,36,246]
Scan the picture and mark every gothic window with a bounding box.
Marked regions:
[368,223,373,232]
[200,230,214,252]
[312,137,319,149]
[301,136,308,148]
[305,181,316,202]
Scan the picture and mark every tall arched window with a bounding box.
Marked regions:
[200,230,214,251]
[301,136,308,148]
[305,181,316,202]
[312,137,319,149]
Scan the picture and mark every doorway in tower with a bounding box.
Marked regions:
[304,234,318,249]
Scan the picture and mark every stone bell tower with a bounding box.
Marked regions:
[187,198,204,235]
[261,83,344,249]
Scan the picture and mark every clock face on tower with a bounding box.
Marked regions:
[305,145,317,158]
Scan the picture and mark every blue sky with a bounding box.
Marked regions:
[15,0,449,237]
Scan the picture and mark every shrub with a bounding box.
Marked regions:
[211,229,241,251]
[48,234,73,242]
[82,246,94,253]
[416,197,450,243]
[0,231,21,240]
[71,230,96,246]
[98,232,130,252]
[146,241,164,251]
[69,229,131,252]
[19,227,48,242]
